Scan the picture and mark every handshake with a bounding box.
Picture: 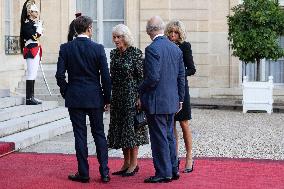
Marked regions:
[34,20,44,35]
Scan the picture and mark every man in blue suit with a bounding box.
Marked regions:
[55,16,111,183]
[139,16,185,183]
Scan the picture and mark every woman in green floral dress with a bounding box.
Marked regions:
[107,24,149,177]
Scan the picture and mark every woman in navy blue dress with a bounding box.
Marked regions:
[165,20,196,173]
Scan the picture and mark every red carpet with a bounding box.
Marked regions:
[0,142,14,156]
[0,153,284,189]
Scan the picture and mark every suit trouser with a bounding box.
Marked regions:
[147,113,178,178]
[68,108,109,177]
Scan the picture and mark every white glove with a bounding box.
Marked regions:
[35,20,43,35]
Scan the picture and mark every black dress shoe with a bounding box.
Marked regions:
[101,175,110,183]
[172,172,180,180]
[68,172,90,183]
[122,165,139,177]
[112,168,128,175]
[144,176,172,183]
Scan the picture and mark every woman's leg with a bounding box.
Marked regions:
[126,146,139,173]
[112,148,130,175]
[173,122,179,155]
[121,148,130,170]
[180,120,193,168]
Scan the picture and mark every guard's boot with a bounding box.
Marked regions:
[26,80,42,105]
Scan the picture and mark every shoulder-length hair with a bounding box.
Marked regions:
[112,24,134,47]
[164,20,187,43]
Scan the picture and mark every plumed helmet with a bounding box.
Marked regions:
[26,0,39,13]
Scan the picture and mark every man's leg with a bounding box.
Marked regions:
[166,114,179,174]
[147,114,172,178]
[68,108,89,177]
[88,108,109,177]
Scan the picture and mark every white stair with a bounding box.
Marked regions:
[0,96,24,109]
[0,96,72,151]
[1,118,72,150]
[0,101,58,122]
[0,89,10,98]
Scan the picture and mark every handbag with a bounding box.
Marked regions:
[134,110,147,130]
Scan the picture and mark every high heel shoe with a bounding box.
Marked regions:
[183,160,194,173]
[122,165,139,177]
[112,167,128,175]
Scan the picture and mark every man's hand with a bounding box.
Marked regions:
[104,104,110,112]
[176,102,183,114]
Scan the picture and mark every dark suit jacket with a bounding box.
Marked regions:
[55,37,111,108]
[139,36,185,114]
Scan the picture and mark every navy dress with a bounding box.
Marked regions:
[174,41,196,121]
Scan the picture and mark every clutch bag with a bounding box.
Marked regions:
[134,110,147,130]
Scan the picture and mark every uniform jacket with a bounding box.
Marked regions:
[22,19,41,43]
[21,19,41,59]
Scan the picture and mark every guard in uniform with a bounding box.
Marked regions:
[20,0,43,105]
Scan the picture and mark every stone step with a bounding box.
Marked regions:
[0,107,69,137]
[16,88,60,94]
[34,94,63,100]
[0,101,58,122]
[0,117,72,150]
[35,94,65,106]
[0,89,10,98]
[34,94,65,105]
[37,64,57,70]
[18,81,59,89]
[18,77,60,84]
[0,97,24,109]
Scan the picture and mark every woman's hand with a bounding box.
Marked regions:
[136,98,141,110]
[104,104,110,112]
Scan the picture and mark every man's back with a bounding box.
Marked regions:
[140,36,185,114]
[56,37,111,108]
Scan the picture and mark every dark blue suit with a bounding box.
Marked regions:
[55,37,111,178]
[139,36,185,178]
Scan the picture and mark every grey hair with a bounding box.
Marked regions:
[146,16,165,34]
[165,20,187,43]
[112,24,134,47]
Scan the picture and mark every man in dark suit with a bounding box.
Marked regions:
[139,16,185,183]
[55,16,111,183]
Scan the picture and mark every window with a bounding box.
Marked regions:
[242,37,284,84]
[76,0,124,48]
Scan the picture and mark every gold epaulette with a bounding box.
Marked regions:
[32,34,39,41]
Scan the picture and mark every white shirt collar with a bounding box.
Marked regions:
[153,34,164,41]
[77,34,89,38]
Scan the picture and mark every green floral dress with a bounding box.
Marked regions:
[107,46,149,149]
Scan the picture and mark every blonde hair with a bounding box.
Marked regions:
[112,24,134,47]
[165,20,187,43]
